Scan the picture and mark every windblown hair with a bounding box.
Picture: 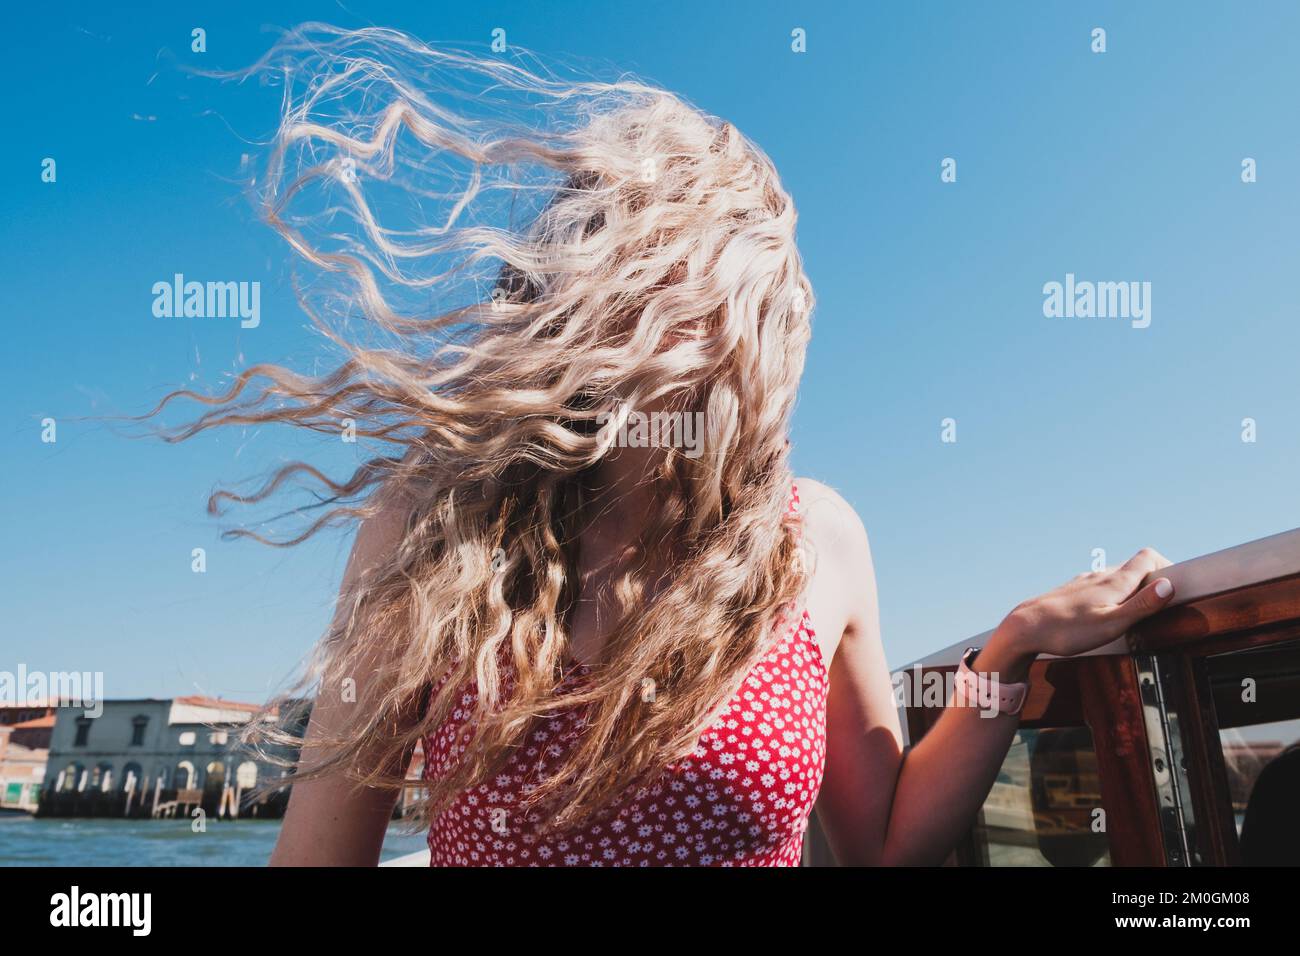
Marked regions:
[161,24,813,831]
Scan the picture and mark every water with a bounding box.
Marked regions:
[0,814,429,866]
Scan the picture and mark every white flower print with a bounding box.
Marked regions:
[425,497,826,868]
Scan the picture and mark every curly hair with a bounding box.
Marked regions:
[155,24,813,831]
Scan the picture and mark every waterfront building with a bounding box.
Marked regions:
[40,696,302,818]
[0,713,52,812]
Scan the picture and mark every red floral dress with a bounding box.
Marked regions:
[424,486,828,866]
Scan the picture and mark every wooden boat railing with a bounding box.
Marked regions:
[809,525,1300,868]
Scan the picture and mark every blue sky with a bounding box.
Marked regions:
[4,1,1299,700]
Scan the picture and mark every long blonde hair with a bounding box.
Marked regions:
[160,25,813,831]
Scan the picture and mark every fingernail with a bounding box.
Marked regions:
[1154,578,1173,599]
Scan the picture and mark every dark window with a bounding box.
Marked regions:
[73,718,92,747]
[131,716,148,746]
[970,726,1111,867]
[1206,639,1300,865]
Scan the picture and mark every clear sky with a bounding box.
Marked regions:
[5,1,1299,701]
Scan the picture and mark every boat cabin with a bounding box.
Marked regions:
[803,528,1300,866]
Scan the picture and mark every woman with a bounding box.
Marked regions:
[168,27,1175,866]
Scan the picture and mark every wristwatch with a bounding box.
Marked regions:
[954,646,1029,716]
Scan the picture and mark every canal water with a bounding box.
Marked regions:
[0,814,429,866]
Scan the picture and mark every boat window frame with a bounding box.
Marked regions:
[1131,614,1300,866]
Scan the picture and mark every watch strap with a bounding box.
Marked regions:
[954,646,1029,716]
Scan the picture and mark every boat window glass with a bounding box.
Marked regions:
[971,726,1111,867]
[1206,639,1300,865]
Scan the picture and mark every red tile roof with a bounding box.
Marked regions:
[10,716,56,729]
[173,695,262,713]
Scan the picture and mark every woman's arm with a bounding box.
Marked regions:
[270,502,416,866]
[798,478,1173,866]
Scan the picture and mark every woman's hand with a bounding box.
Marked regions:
[996,547,1175,662]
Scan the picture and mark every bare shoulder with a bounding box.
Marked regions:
[347,484,421,580]
[794,476,871,569]
[793,476,877,663]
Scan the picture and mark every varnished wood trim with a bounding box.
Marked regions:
[1077,657,1166,866]
[1130,573,1300,653]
